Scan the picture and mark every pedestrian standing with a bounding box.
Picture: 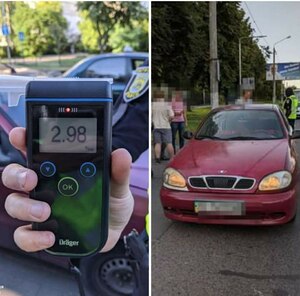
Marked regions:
[152,95,174,163]
[171,91,187,153]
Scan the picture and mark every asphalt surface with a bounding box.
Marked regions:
[152,120,300,296]
[0,247,79,296]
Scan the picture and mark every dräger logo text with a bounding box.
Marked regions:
[59,239,79,247]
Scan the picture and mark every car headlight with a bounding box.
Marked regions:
[259,171,292,191]
[163,168,188,191]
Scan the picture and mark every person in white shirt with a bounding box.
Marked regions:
[152,97,174,163]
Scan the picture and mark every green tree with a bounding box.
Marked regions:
[152,2,271,103]
[77,1,147,53]
[152,2,208,88]
[10,2,67,57]
[108,18,148,52]
[77,9,99,53]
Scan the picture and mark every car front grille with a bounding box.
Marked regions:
[206,177,236,189]
[188,176,255,190]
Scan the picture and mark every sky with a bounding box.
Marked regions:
[241,1,300,64]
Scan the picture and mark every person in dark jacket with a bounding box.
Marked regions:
[112,61,149,162]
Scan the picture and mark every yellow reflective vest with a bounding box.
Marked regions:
[145,214,149,236]
[284,95,298,120]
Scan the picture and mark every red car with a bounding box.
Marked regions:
[161,104,300,225]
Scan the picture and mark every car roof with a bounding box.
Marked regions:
[213,104,280,112]
[63,52,148,77]
[80,52,148,63]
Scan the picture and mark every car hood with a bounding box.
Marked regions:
[171,139,290,179]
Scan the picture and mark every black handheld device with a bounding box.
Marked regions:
[26,79,112,257]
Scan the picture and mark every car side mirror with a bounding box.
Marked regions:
[291,130,300,139]
[183,131,194,140]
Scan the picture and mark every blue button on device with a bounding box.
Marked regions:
[40,161,56,177]
[80,162,96,177]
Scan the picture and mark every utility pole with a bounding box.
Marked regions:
[209,1,219,109]
[239,39,242,100]
[1,2,11,65]
[272,46,276,104]
[272,35,291,104]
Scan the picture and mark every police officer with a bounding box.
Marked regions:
[112,60,149,161]
[283,87,298,130]
[113,61,149,296]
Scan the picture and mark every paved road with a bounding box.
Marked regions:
[0,248,79,296]
[152,121,300,296]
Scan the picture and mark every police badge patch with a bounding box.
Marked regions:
[123,66,149,102]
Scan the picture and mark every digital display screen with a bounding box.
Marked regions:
[39,118,97,153]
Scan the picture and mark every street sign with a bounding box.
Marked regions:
[1,24,9,36]
[242,77,255,90]
[18,32,25,42]
[266,63,300,81]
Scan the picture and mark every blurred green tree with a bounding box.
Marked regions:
[10,2,67,57]
[108,18,148,53]
[77,1,148,53]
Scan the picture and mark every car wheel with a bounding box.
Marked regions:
[80,240,136,296]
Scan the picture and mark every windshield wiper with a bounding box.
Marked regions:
[224,136,262,140]
[195,135,222,140]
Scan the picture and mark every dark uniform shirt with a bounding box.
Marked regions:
[112,60,149,162]
[283,97,292,118]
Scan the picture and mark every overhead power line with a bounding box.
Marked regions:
[244,2,269,48]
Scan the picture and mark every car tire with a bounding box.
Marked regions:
[80,240,136,296]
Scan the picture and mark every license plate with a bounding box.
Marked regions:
[194,200,244,216]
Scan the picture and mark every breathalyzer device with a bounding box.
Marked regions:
[26,79,112,257]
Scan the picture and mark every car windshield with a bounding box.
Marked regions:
[195,110,284,140]
[62,57,91,77]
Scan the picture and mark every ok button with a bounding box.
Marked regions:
[58,177,79,197]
